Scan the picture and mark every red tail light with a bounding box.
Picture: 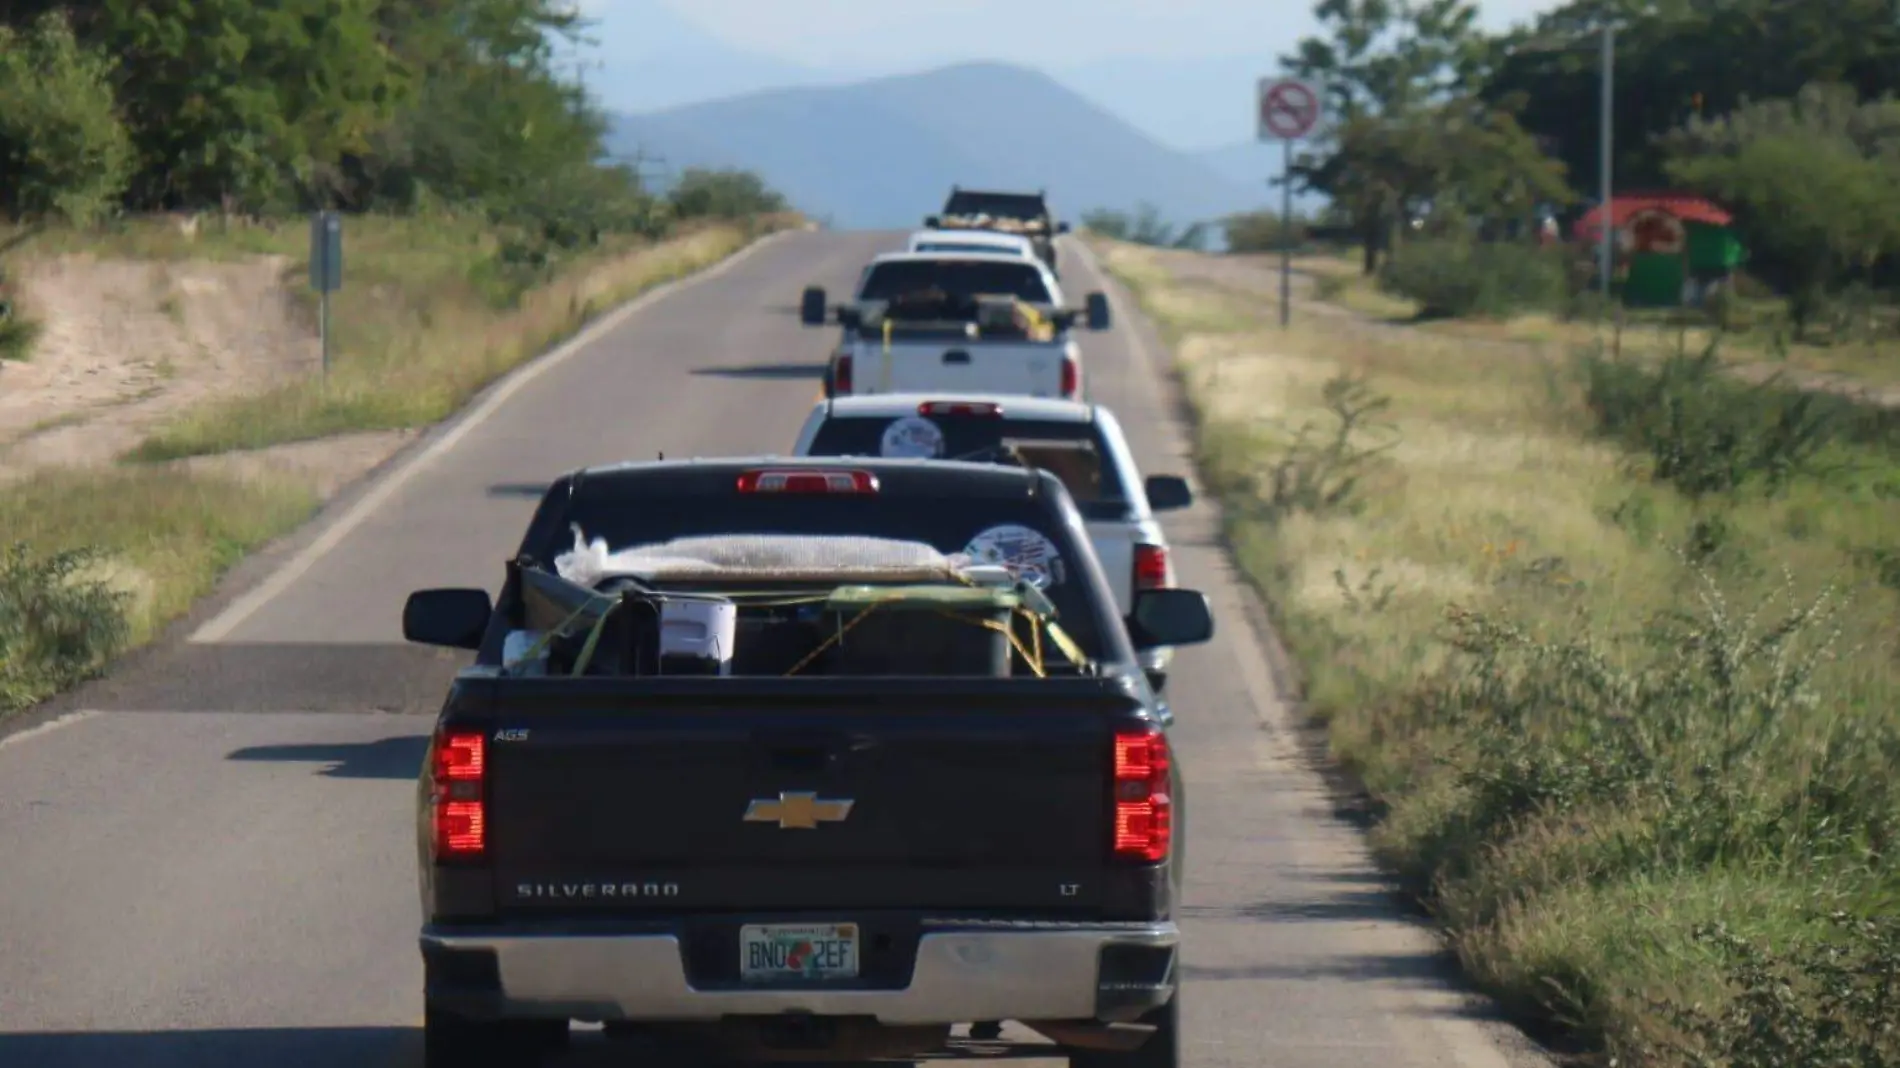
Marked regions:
[1060,354,1079,398]
[1133,543,1170,591]
[432,730,486,859]
[919,400,1003,417]
[736,468,880,494]
[833,353,853,394]
[1112,726,1172,862]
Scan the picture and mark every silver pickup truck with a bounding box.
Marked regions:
[800,252,1110,401]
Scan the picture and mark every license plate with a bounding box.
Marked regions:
[739,923,860,981]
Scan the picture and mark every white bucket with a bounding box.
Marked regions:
[658,596,736,674]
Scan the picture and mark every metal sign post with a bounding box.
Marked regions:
[1257,77,1323,328]
[309,211,343,374]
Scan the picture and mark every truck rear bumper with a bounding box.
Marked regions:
[421,919,1177,1026]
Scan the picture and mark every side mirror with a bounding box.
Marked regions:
[924,215,940,228]
[402,588,493,650]
[1144,474,1193,512]
[1085,291,1111,330]
[1057,221,1072,234]
[800,285,828,326]
[837,306,862,329]
[1126,588,1214,650]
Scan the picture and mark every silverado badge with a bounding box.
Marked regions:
[744,791,854,830]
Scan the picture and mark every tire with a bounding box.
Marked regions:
[423,1004,568,1068]
[1068,995,1179,1068]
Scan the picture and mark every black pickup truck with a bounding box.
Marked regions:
[401,457,1213,1068]
[926,186,1068,273]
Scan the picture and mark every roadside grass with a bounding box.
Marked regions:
[1289,248,1900,385]
[0,469,317,709]
[1096,236,1900,1065]
[0,212,796,715]
[126,214,794,459]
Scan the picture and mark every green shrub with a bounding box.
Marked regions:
[1654,914,1900,1067]
[1377,237,1571,319]
[1580,346,1841,498]
[0,311,41,361]
[0,543,132,711]
[667,168,788,221]
[1223,210,1305,253]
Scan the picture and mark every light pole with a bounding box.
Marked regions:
[1510,18,1617,303]
[1597,22,1614,303]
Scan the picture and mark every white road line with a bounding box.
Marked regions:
[189,230,798,644]
[0,709,101,750]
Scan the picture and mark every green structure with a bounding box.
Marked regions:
[1576,194,1747,308]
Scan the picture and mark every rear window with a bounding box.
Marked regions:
[915,242,1022,255]
[944,192,1047,220]
[861,260,1050,304]
[807,415,1131,521]
[533,488,1114,661]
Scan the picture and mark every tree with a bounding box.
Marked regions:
[89,0,406,210]
[1663,84,1900,331]
[667,168,788,220]
[1482,0,1900,196]
[0,10,134,225]
[1280,0,1494,271]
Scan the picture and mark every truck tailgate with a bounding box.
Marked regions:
[473,684,1145,916]
[852,340,1070,398]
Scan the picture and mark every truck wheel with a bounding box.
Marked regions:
[423,1005,568,1067]
[1069,996,1178,1068]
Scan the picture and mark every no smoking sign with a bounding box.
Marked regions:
[1257,78,1322,141]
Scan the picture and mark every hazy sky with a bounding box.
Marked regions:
[568,0,1574,150]
[601,0,1566,69]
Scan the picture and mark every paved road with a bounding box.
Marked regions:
[0,231,1546,1068]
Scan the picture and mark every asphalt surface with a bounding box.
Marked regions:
[0,231,1549,1068]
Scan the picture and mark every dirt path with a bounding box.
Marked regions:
[1129,244,1900,410]
[0,249,408,490]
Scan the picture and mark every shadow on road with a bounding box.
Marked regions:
[0,1026,417,1068]
[1180,887,1410,923]
[228,734,428,779]
[1182,948,1463,987]
[77,644,465,714]
[689,362,827,379]
[487,481,550,498]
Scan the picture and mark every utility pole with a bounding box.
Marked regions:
[1598,20,1615,305]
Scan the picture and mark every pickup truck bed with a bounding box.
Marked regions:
[405,458,1211,1067]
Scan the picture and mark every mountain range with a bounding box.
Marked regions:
[608,62,1300,232]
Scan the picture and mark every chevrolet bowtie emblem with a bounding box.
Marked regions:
[744,791,855,830]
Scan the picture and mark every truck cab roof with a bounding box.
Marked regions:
[816,393,1096,425]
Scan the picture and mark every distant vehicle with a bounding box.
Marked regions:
[791,392,1196,689]
[400,456,1214,1068]
[798,251,1111,400]
[926,187,1067,273]
[905,228,1036,259]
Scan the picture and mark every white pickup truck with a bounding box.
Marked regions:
[790,392,1194,689]
[799,251,1110,401]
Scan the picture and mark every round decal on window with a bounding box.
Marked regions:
[879,415,945,458]
[961,524,1065,588]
